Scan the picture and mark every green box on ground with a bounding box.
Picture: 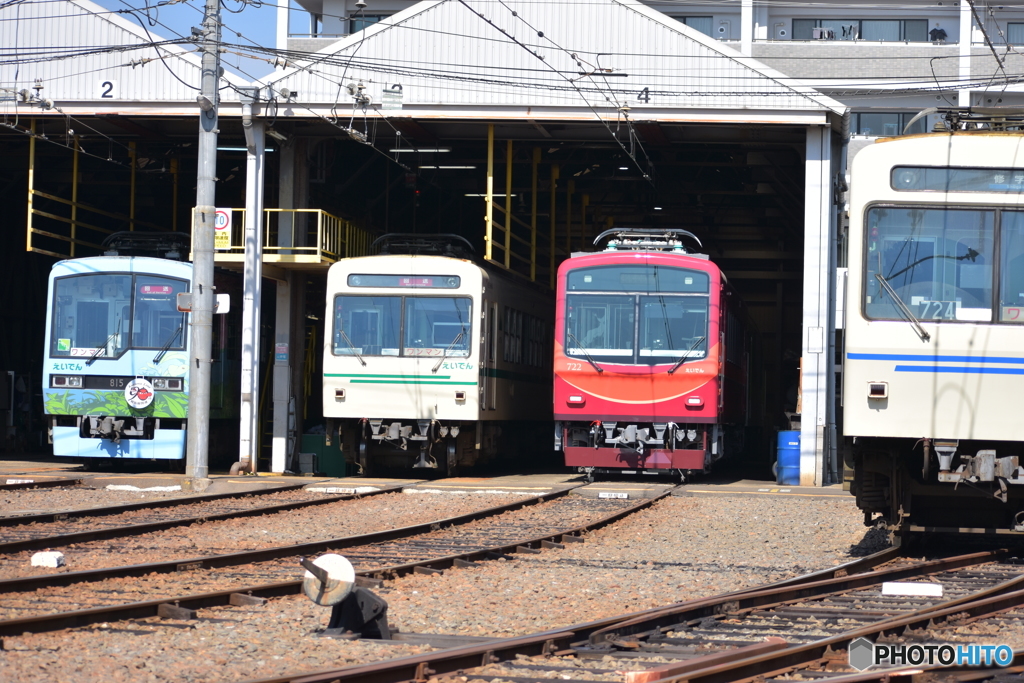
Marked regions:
[300,434,348,477]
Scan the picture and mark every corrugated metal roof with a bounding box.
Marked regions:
[260,0,846,120]
[0,0,249,106]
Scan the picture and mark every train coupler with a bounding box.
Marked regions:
[411,445,437,469]
[84,415,149,443]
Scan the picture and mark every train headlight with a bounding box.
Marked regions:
[52,375,82,388]
[152,378,183,391]
[567,395,586,406]
[686,396,704,406]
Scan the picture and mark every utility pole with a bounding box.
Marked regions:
[186,0,222,481]
[237,87,264,475]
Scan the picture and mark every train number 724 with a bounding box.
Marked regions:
[918,300,956,320]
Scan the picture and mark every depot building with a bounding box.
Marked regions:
[2,0,854,484]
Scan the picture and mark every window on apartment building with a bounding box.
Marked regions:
[863,20,927,41]
[1008,23,1024,44]
[673,16,714,37]
[853,112,928,137]
[351,14,389,33]
[793,19,927,41]
[793,18,860,40]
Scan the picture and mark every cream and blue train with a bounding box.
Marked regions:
[844,111,1024,539]
[43,232,237,465]
[44,235,193,460]
[322,234,552,475]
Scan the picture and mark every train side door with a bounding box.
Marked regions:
[481,301,490,409]
[489,301,501,409]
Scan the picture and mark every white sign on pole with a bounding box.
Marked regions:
[214,208,232,250]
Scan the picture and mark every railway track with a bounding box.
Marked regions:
[0,476,85,490]
[0,483,397,552]
[0,488,659,637]
[227,546,1024,683]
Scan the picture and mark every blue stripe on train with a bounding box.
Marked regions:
[893,365,1024,375]
[848,352,1024,364]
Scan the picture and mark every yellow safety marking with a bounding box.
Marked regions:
[418,485,555,491]
[684,489,851,498]
[592,486,671,490]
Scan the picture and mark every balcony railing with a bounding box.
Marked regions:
[207,208,374,268]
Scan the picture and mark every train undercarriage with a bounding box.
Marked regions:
[329,418,508,477]
[847,437,1024,544]
[557,421,742,482]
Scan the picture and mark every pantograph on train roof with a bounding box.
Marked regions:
[593,228,704,255]
[371,233,475,259]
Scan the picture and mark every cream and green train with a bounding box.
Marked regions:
[322,234,553,476]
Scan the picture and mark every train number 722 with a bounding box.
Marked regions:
[566,362,583,371]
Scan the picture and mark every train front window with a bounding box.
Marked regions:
[50,273,190,358]
[999,211,1024,322]
[566,294,634,361]
[404,298,472,357]
[639,297,708,361]
[864,207,994,322]
[333,296,401,356]
[132,276,188,349]
[51,274,132,358]
[332,295,472,357]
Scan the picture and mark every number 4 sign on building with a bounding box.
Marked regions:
[214,208,232,250]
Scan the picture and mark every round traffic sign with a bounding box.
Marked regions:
[214,209,230,230]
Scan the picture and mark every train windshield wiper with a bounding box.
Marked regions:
[566,330,604,373]
[875,273,930,341]
[153,325,183,363]
[667,335,706,374]
[339,328,367,367]
[86,316,121,366]
[432,328,466,374]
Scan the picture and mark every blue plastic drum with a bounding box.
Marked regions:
[776,431,800,485]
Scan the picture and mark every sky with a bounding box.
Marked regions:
[93,0,297,81]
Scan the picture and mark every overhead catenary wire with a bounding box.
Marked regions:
[8,0,1009,87]
[7,32,1024,104]
[492,0,654,140]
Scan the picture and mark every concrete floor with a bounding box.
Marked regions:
[0,454,849,500]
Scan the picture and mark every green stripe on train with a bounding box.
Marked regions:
[348,379,477,385]
[326,373,453,379]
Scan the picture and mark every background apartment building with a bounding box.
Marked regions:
[279,0,1024,145]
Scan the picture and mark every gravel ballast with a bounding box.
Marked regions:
[1,485,197,517]
[0,491,930,683]
[0,489,534,580]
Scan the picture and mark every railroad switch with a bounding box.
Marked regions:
[323,586,391,639]
[300,554,392,640]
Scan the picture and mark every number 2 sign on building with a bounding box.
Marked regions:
[214,208,233,250]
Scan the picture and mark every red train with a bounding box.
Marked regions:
[554,229,756,481]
